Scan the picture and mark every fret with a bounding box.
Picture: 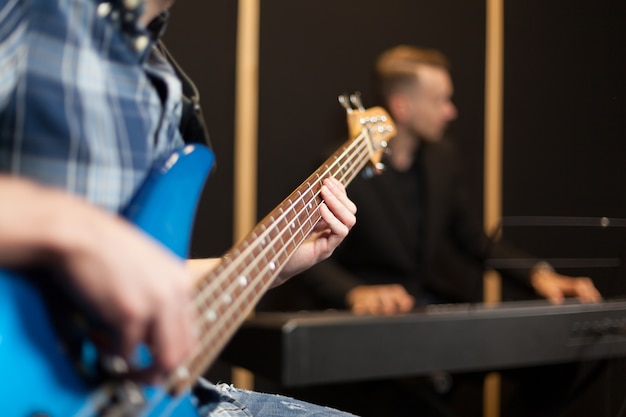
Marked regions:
[289,208,302,234]
[197,283,220,309]
[265,219,279,251]
[274,206,286,231]
[321,162,333,180]
[243,243,257,263]
[248,240,265,266]
[339,148,353,181]
[303,182,320,228]
[245,260,264,287]
[254,224,267,247]
[313,172,323,189]
[285,198,298,239]
[265,250,279,275]
[290,215,305,249]
[291,190,303,213]
[275,215,288,248]
[286,216,300,243]
[273,244,290,271]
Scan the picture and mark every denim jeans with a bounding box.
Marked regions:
[195,379,359,417]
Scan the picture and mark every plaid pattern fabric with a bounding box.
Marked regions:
[0,0,184,212]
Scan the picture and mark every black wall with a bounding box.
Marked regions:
[164,1,238,259]
[165,1,625,290]
[163,1,625,415]
[502,0,626,298]
[254,0,486,221]
[164,0,488,259]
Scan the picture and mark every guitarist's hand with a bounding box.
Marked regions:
[273,177,357,286]
[0,177,196,385]
[60,205,197,385]
[346,284,415,315]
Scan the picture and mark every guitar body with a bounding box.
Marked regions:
[0,144,214,417]
[0,269,91,416]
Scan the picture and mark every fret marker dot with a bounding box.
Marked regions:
[206,310,217,322]
[222,294,232,304]
[238,276,248,286]
[176,366,190,380]
[269,262,276,271]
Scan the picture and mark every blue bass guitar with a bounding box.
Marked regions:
[0,100,395,417]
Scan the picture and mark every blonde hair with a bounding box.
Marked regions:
[374,45,450,105]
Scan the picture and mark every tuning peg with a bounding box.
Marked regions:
[349,92,365,111]
[338,94,353,113]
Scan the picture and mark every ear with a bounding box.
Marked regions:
[387,94,410,124]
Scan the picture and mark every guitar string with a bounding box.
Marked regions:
[193,130,371,309]
[178,148,371,386]
[162,130,377,390]
[196,135,370,307]
[182,136,370,374]
[192,131,369,312]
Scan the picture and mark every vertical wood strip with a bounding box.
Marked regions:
[484,0,504,266]
[232,0,260,390]
[484,0,504,416]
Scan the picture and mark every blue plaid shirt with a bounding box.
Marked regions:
[0,0,184,213]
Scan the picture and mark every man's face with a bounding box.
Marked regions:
[402,65,457,142]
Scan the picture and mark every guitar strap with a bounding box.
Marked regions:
[157,40,216,167]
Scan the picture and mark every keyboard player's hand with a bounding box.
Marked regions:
[346,284,415,315]
[530,267,602,304]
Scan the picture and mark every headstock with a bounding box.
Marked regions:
[339,92,395,172]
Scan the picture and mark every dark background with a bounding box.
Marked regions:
[500,1,626,299]
[164,0,487,260]
[164,1,625,294]
[164,1,625,415]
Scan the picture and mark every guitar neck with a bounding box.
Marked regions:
[169,130,373,390]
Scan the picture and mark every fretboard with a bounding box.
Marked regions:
[167,129,375,391]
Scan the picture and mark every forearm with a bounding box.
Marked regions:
[486,237,540,286]
[0,176,90,267]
